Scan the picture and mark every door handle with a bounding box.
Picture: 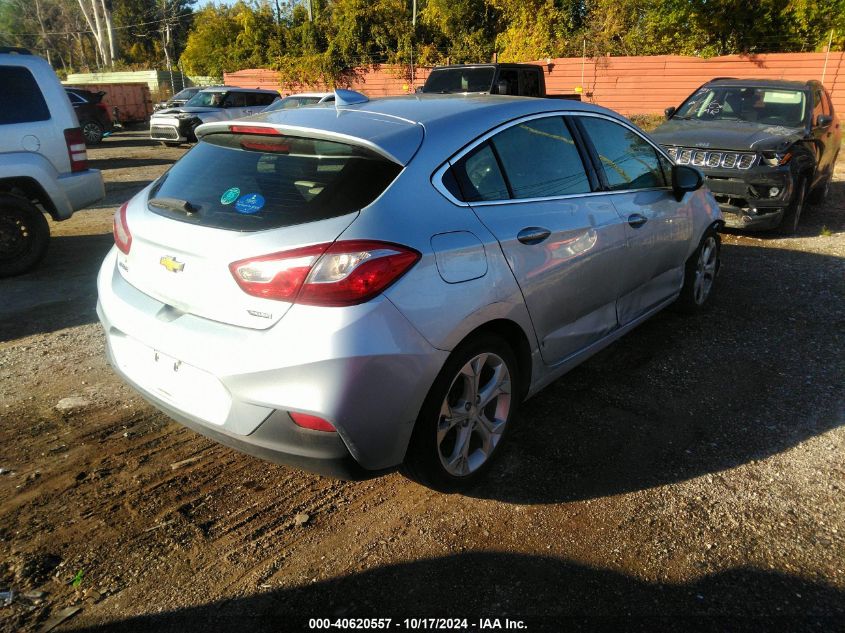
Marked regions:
[628,213,648,228]
[517,227,551,245]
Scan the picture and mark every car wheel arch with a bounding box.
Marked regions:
[0,177,58,219]
[451,319,534,401]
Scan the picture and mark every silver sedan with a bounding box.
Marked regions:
[97,92,722,489]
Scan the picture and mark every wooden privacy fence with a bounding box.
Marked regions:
[225,52,845,116]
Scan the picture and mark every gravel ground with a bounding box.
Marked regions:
[0,131,843,632]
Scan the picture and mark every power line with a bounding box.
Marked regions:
[0,12,190,38]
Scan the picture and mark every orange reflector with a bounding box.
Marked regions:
[289,412,336,432]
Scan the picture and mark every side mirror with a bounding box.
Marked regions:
[664,106,676,119]
[672,164,704,201]
[495,80,509,95]
[816,114,833,128]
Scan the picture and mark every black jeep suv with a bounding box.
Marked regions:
[652,78,840,233]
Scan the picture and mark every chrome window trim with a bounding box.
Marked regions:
[431,110,675,207]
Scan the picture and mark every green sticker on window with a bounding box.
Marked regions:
[220,187,240,205]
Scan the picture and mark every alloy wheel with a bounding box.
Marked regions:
[693,236,718,305]
[436,352,512,477]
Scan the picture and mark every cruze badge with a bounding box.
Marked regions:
[159,255,185,273]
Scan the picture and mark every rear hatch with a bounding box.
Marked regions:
[117,128,405,329]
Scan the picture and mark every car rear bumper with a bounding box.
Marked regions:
[96,248,448,474]
[55,168,105,218]
[105,345,378,479]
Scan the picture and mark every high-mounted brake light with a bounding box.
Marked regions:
[63,128,88,172]
[113,201,132,254]
[229,240,420,307]
[229,125,280,135]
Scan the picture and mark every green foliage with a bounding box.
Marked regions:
[179,2,280,76]
[2,0,840,78]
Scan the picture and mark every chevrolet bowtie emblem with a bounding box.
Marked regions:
[159,255,185,273]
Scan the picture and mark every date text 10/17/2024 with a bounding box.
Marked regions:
[308,618,528,630]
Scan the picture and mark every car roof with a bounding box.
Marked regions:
[428,63,542,70]
[705,78,813,90]
[285,92,333,98]
[198,86,278,94]
[200,94,626,166]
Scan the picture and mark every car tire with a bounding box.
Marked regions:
[403,333,519,491]
[0,194,50,278]
[674,227,720,314]
[807,171,831,206]
[81,120,104,145]
[778,175,808,235]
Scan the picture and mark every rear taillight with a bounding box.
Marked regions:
[63,128,88,172]
[96,102,112,122]
[113,202,132,254]
[229,240,420,307]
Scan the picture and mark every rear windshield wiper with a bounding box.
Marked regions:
[148,197,198,215]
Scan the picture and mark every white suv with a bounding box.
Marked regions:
[149,87,279,144]
[0,47,105,277]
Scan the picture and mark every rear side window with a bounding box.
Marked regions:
[491,117,590,198]
[579,117,666,191]
[520,69,540,97]
[451,117,591,201]
[148,133,402,231]
[453,144,509,201]
[0,66,50,124]
[224,92,247,108]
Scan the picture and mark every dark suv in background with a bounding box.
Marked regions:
[652,78,840,233]
[65,87,113,145]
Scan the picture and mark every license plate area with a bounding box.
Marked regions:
[110,333,231,425]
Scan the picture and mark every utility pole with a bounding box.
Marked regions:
[410,0,416,90]
[821,29,834,86]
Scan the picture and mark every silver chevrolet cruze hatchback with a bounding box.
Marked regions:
[97,92,723,489]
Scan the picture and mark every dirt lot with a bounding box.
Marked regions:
[1,130,843,632]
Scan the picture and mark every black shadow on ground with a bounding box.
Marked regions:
[465,243,844,503]
[89,157,176,171]
[0,233,113,341]
[68,553,843,633]
[94,133,165,150]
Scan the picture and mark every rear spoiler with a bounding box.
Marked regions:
[195,121,409,166]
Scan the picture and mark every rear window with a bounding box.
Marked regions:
[423,67,495,94]
[148,133,402,231]
[0,66,50,124]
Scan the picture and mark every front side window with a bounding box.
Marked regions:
[579,117,666,191]
[821,89,833,117]
[0,66,50,124]
[185,91,226,108]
